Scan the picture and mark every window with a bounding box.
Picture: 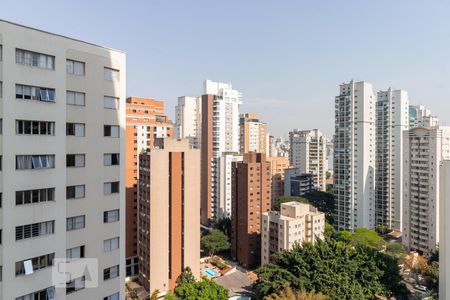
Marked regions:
[16,287,55,300]
[103,265,119,280]
[16,49,55,70]
[66,215,85,231]
[16,155,55,170]
[104,182,119,194]
[66,59,85,76]
[66,91,85,106]
[104,125,119,137]
[104,237,119,252]
[16,220,55,241]
[104,96,119,109]
[16,84,55,102]
[0,81,2,98]
[104,210,119,223]
[16,188,55,205]
[66,245,85,261]
[104,292,120,300]
[0,45,2,61]
[15,253,55,276]
[66,276,85,294]
[16,120,55,135]
[66,185,85,199]
[104,67,119,81]
[66,123,85,136]
[104,153,119,166]
[66,154,85,167]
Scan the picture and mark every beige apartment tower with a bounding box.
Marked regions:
[0,20,125,299]
[138,139,200,292]
[267,156,290,201]
[261,202,325,265]
[240,113,267,154]
[402,127,450,255]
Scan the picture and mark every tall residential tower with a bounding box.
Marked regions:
[334,81,376,231]
[175,96,202,148]
[0,19,125,299]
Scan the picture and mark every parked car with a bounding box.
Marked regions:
[414,284,427,292]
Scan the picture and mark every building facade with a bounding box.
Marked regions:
[334,81,376,231]
[267,156,290,201]
[290,174,315,197]
[289,129,327,191]
[402,127,450,255]
[409,105,439,129]
[218,153,243,219]
[240,113,267,154]
[201,80,242,225]
[175,96,201,148]
[261,202,325,265]
[125,97,172,277]
[138,139,200,292]
[0,20,125,299]
[439,160,450,299]
[375,89,409,231]
[231,152,271,268]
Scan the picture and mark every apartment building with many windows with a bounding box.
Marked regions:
[125,97,172,278]
[261,202,325,265]
[375,88,409,232]
[138,139,200,293]
[201,80,242,225]
[175,96,202,149]
[334,81,376,231]
[289,129,327,191]
[402,126,450,255]
[240,113,267,154]
[0,19,125,299]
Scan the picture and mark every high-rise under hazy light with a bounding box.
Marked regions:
[375,88,409,232]
[289,129,327,191]
[440,160,450,299]
[175,96,202,149]
[0,19,125,300]
[201,80,242,225]
[334,81,376,231]
[402,126,450,255]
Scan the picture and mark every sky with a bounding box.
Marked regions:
[2,0,450,137]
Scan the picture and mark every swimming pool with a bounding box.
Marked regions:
[203,268,218,277]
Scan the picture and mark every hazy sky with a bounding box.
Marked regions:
[2,0,450,137]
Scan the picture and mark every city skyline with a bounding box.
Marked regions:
[2,0,450,137]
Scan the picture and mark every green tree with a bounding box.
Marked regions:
[214,217,231,239]
[265,286,327,300]
[426,261,439,292]
[164,292,178,300]
[385,242,407,260]
[272,195,309,211]
[254,239,404,300]
[324,222,336,240]
[349,228,386,250]
[176,267,196,286]
[174,278,228,300]
[201,230,230,257]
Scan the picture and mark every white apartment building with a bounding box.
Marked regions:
[175,96,201,148]
[409,105,439,129]
[201,80,242,224]
[289,129,327,191]
[439,160,450,299]
[375,89,409,231]
[218,153,243,219]
[325,139,334,175]
[0,20,125,299]
[334,81,376,231]
[261,202,324,265]
[402,126,450,255]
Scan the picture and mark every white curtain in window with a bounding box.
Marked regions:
[75,155,85,167]
[104,96,118,109]
[104,183,112,194]
[75,185,85,198]
[74,62,84,75]
[75,124,84,137]
[104,154,112,166]
[38,54,46,68]
[111,126,119,138]
[67,91,75,104]
[75,93,85,105]
[66,60,74,74]
[17,156,32,169]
